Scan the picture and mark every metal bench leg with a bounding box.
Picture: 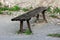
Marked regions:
[20,21,23,33]
[35,14,39,23]
[42,10,47,23]
[36,14,39,20]
[27,20,32,33]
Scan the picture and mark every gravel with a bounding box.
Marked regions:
[0,15,60,40]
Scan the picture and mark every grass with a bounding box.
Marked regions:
[49,14,58,18]
[48,34,60,37]
[0,11,3,14]
[29,6,33,9]
[24,29,32,35]
[22,8,29,12]
[0,2,2,6]
[16,30,21,34]
[9,5,20,11]
[16,29,32,35]
[7,11,12,15]
[53,7,60,13]
[0,5,20,11]
[46,6,52,13]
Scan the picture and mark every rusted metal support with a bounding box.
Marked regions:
[20,21,23,33]
[42,10,47,23]
[27,20,32,33]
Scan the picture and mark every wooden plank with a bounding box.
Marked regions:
[11,7,47,21]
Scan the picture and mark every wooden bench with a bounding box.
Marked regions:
[11,7,47,33]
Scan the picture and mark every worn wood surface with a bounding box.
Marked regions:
[11,7,47,21]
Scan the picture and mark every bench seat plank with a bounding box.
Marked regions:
[11,7,47,21]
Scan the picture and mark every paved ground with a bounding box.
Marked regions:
[0,15,60,40]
